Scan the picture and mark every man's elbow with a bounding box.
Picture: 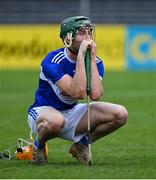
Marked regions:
[91,94,101,101]
[77,89,86,99]
[90,90,103,101]
[71,88,86,99]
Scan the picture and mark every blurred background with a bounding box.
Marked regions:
[0,0,156,70]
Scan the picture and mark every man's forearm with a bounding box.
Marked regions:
[70,55,87,98]
[90,60,103,100]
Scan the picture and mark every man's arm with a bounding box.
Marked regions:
[56,40,93,99]
[56,54,86,99]
[90,42,103,100]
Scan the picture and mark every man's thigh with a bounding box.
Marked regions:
[36,106,63,123]
[28,106,63,133]
[75,102,123,134]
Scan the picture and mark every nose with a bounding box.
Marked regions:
[83,31,91,40]
[85,33,91,39]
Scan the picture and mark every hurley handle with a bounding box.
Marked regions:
[85,48,91,95]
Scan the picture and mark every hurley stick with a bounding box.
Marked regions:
[85,48,92,166]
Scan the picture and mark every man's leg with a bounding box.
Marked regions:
[31,107,64,164]
[76,102,128,142]
[69,102,128,165]
[36,107,64,145]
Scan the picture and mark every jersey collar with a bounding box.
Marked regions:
[64,48,76,64]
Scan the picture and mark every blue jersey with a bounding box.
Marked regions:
[29,48,104,111]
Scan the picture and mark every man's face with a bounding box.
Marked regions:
[71,27,94,51]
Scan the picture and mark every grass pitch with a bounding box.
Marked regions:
[0,70,156,179]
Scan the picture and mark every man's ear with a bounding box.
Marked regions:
[64,36,70,42]
[63,33,73,47]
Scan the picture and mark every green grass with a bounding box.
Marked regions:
[0,70,156,179]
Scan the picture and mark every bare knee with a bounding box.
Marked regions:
[37,113,64,136]
[114,105,128,126]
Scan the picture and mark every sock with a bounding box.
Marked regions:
[34,139,45,149]
[79,136,89,146]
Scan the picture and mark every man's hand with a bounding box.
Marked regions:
[78,39,94,59]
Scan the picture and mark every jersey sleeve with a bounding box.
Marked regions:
[41,53,65,84]
[96,57,104,79]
